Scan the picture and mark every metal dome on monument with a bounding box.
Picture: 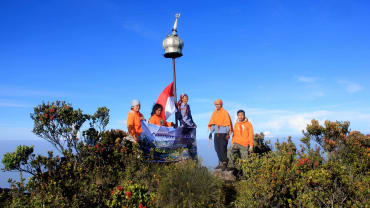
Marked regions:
[162,14,184,58]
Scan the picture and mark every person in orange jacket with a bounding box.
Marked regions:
[227,109,254,170]
[208,99,233,170]
[126,99,145,142]
[148,103,173,127]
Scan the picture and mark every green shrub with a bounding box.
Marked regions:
[295,160,368,208]
[105,182,155,208]
[2,101,158,207]
[234,119,369,208]
[234,139,298,207]
[252,132,272,154]
[3,101,369,208]
[156,160,223,208]
[295,120,370,207]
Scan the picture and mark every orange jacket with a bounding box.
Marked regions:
[208,107,233,132]
[148,114,172,127]
[126,110,144,139]
[232,119,254,147]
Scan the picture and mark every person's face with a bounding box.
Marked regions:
[237,112,245,122]
[182,96,188,104]
[132,104,140,112]
[215,103,222,110]
[155,108,162,116]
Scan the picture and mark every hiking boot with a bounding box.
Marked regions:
[221,162,228,171]
[215,162,223,169]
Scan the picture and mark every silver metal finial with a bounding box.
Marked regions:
[163,13,184,58]
[172,13,181,34]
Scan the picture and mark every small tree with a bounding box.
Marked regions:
[296,119,369,207]
[253,132,272,154]
[303,119,350,159]
[30,101,88,155]
[2,145,35,188]
[83,106,110,146]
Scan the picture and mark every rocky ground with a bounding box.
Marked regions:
[212,169,236,181]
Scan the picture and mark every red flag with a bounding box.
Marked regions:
[156,82,176,120]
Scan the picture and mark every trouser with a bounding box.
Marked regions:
[214,133,229,163]
[227,143,250,168]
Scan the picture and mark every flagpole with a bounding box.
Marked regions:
[172,58,178,127]
[172,58,177,103]
[163,13,183,127]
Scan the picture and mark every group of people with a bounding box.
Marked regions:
[208,99,254,171]
[126,95,253,171]
[126,93,195,141]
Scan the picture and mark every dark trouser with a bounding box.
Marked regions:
[227,143,250,168]
[214,133,229,163]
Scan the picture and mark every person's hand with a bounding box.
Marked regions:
[225,133,230,140]
[248,145,253,153]
[140,117,145,121]
[208,133,213,140]
[180,120,187,127]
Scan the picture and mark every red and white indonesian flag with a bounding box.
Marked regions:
[156,82,177,120]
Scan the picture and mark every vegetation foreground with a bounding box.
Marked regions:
[0,101,369,207]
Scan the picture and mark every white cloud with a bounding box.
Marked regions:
[192,99,370,139]
[295,76,325,99]
[0,127,38,140]
[263,131,271,137]
[338,80,363,93]
[297,76,317,83]
[0,101,30,108]
[246,110,332,136]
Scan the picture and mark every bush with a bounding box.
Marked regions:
[252,132,272,154]
[234,119,369,207]
[105,182,155,208]
[295,160,367,207]
[2,101,158,207]
[295,120,370,207]
[156,160,223,208]
[2,101,369,207]
[234,139,298,207]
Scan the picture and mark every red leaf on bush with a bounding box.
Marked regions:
[121,147,126,153]
[125,191,132,198]
[298,158,309,166]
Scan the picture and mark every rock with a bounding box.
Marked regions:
[122,135,137,144]
[212,169,236,181]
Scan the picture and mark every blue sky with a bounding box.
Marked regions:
[1,0,370,141]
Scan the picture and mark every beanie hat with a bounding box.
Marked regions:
[131,99,140,107]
